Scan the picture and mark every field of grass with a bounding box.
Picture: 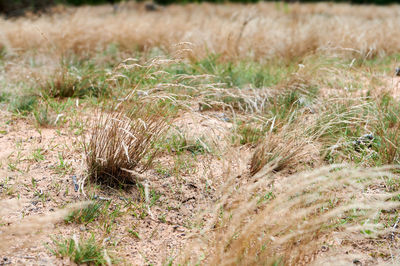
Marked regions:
[1,2,400,265]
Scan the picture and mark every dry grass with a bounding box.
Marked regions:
[249,128,315,175]
[1,2,400,265]
[1,2,400,61]
[182,165,400,265]
[84,105,167,186]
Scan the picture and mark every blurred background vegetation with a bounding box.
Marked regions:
[0,0,397,17]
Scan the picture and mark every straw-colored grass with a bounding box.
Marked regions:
[182,165,400,265]
[1,2,400,265]
[250,128,315,175]
[84,105,167,186]
[1,2,400,61]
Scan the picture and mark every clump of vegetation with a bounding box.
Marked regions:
[84,105,167,186]
[42,65,108,99]
[49,234,111,265]
[249,126,314,175]
[182,166,400,265]
[235,121,265,146]
[373,94,400,165]
[65,201,106,224]
[33,101,58,127]
[9,94,37,115]
[164,131,211,155]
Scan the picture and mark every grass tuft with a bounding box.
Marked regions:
[183,166,400,265]
[49,234,110,265]
[250,127,314,175]
[65,201,107,225]
[41,64,108,99]
[85,105,167,186]
[9,94,37,115]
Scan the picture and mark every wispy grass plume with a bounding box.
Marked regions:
[182,165,400,265]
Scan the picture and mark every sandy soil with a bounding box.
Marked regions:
[0,107,251,265]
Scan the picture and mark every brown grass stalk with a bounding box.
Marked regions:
[182,165,400,265]
[1,3,400,61]
[84,106,167,186]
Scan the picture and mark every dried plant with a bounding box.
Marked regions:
[39,64,108,99]
[84,105,167,186]
[250,125,317,175]
[182,166,400,265]
[1,3,400,61]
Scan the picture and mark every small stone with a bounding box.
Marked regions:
[79,226,86,232]
[71,175,79,192]
[321,245,329,252]
[1,257,10,265]
[396,67,400,76]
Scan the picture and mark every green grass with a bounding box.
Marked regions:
[33,102,54,127]
[235,121,265,146]
[31,148,45,162]
[309,93,400,167]
[128,228,141,239]
[163,133,211,155]
[54,152,72,175]
[40,60,109,99]
[65,201,107,225]
[182,54,293,88]
[49,234,111,265]
[9,94,37,115]
[0,91,11,103]
[371,95,400,165]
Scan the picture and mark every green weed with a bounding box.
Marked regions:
[49,234,110,265]
[164,133,210,155]
[9,94,37,115]
[235,121,265,146]
[65,201,107,225]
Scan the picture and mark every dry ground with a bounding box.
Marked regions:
[0,108,250,265]
[1,2,400,266]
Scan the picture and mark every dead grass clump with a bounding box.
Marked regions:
[183,166,400,265]
[44,67,78,98]
[41,65,108,99]
[249,127,316,175]
[84,106,167,186]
